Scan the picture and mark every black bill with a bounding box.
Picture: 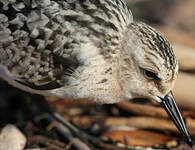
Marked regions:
[159,91,193,147]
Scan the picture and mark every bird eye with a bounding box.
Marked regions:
[143,69,160,80]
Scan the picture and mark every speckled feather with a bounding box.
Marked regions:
[0,0,132,90]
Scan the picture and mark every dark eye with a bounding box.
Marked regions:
[143,69,160,80]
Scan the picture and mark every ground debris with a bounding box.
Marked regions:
[0,124,26,150]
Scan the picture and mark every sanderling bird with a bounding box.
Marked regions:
[0,0,193,146]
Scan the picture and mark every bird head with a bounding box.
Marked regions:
[119,22,178,100]
[119,22,192,146]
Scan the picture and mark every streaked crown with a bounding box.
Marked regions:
[128,22,178,80]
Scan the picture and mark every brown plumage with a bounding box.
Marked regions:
[0,0,192,146]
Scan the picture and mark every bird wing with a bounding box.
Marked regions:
[0,48,80,90]
[0,0,133,90]
[0,0,81,90]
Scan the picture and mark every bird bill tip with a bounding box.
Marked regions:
[157,91,193,147]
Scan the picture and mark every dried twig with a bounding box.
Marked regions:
[116,102,168,118]
[28,135,67,150]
